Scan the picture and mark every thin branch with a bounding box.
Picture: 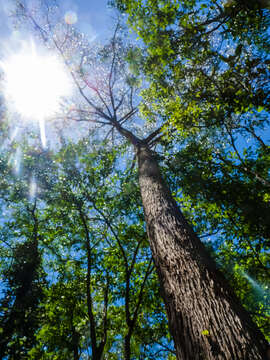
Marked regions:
[199,228,222,239]
[91,203,129,268]
[77,208,98,353]
[108,23,121,114]
[155,341,176,355]
[83,78,113,118]
[225,124,270,187]
[119,108,138,125]
[114,92,126,112]
[98,272,109,354]
[144,125,163,145]
[227,213,270,276]
[130,259,154,328]
[241,125,267,150]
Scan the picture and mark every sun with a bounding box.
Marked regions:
[1,40,72,122]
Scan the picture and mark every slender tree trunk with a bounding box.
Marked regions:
[71,324,80,360]
[124,333,132,360]
[137,144,268,360]
[79,210,106,360]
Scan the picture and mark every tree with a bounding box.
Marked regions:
[0,232,43,358]
[9,1,270,358]
[0,163,45,358]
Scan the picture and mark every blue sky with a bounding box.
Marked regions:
[58,0,114,40]
[0,0,113,43]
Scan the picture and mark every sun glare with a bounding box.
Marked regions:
[1,41,72,121]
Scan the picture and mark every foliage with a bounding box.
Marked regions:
[0,138,175,359]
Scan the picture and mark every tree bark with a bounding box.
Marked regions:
[137,144,268,360]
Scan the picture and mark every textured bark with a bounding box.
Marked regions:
[137,144,268,360]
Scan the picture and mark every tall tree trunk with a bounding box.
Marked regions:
[137,144,268,360]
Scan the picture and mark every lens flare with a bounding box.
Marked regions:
[64,11,78,25]
[29,177,37,201]
[8,146,22,175]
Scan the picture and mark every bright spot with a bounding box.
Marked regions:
[1,40,72,121]
[29,177,37,200]
[8,146,22,175]
[39,118,47,148]
[64,11,78,25]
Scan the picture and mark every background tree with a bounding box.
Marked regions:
[0,142,49,358]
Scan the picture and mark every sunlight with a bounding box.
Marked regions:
[241,270,270,297]
[29,176,37,201]
[8,146,22,175]
[1,40,72,145]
